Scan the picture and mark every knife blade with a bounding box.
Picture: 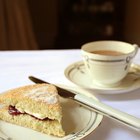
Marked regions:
[28,76,140,130]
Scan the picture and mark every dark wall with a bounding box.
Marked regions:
[28,0,58,49]
[28,0,140,50]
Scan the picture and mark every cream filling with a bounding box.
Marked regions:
[16,107,47,120]
[25,110,46,119]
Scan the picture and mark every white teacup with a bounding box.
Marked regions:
[81,40,139,87]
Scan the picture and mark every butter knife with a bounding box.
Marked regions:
[29,76,140,130]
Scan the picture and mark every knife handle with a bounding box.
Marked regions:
[74,94,140,130]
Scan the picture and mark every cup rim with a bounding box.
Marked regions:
[81,40,137,62]
[81,40,136,56]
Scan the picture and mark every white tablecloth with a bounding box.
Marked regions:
[0,49,140,140]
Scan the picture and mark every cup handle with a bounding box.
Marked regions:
[133,44,139,56]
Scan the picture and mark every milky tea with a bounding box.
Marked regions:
[90,50,125,56]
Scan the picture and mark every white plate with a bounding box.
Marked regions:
[64,61,140,94]
[0,97,103,140]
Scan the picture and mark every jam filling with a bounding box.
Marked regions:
[8,105,51,121]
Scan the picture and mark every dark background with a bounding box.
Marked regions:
[28,0,140,49]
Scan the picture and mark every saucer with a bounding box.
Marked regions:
[64,61,140,94]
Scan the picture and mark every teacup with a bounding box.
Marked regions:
[81,40,139,87]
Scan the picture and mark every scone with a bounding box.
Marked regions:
[0,84,65,137]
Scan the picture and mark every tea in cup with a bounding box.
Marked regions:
[81,41,139,87]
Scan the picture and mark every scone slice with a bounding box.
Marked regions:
[0,84,65,137]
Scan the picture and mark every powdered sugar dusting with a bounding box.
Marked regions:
[24,86,58,104]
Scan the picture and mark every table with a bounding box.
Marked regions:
[0,49,140,140]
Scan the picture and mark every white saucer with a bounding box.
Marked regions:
[64,61,140,94]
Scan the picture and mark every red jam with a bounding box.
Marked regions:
[8,105,24,115]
